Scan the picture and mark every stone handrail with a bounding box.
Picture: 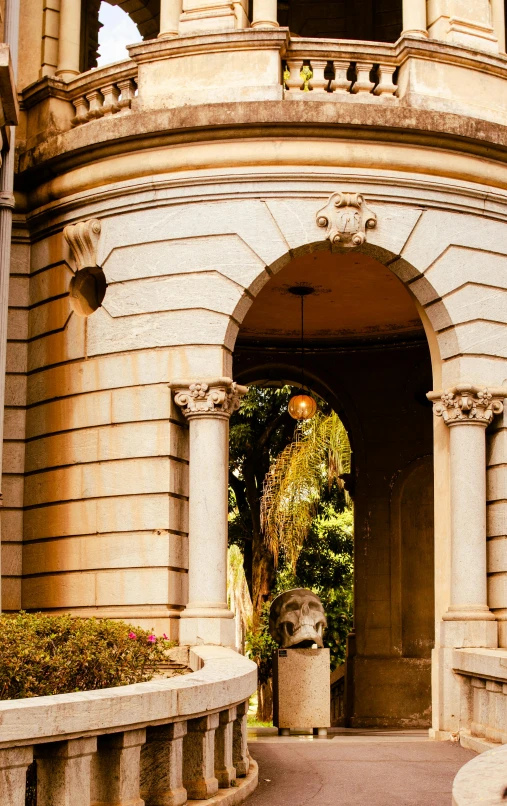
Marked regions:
[452,743,507,805]
[452,648,507,752]
[0,645,258,805]
[66,60,138,126]
[283,39,398,97]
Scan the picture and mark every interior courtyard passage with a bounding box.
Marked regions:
[246,730,475,806]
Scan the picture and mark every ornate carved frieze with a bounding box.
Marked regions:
[63,219,101,270]
[429,385,505,426]
[171,379,248,419]
[316,192,377,250]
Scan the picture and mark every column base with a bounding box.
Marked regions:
[440,619,498,649]
[179,616,236,647]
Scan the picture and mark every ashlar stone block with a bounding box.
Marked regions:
[92,729,145,806]
[232,700,249,778]
[273,648,331,731]
[214,707,236,788]
[0,746,34,806]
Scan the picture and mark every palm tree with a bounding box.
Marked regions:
[261,411,351,570]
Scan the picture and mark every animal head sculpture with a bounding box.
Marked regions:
[269,588,327,648]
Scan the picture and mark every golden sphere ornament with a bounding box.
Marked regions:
[288,394,317,421]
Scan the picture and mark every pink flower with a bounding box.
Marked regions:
[147,634,156,643]
[128,631,137,640]
[163,633,169,640]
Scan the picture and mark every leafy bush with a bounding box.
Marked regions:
[0,612,174,700]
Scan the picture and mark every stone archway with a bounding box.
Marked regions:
[231,241,435,727]
[82,0,159,71]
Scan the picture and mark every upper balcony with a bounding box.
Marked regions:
[15,0,507,193]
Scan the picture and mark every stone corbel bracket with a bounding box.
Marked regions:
[427,384,507,425]
[316,192,377,250]
[63,219,101,270]
[170,378,248,419]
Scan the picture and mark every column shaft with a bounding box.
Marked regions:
[172,379,246,646]
[448,422,490,617]
[159,0,183,38]
[187,415,229,612]
[251,0,278,28]
[492,0,506,51]
[402,0,427,35]
[56,0,81,80]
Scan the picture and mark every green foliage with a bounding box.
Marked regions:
[245,602,278,686]
[261,412,351,570]
[252,505,354,672]
[0,612,174,700]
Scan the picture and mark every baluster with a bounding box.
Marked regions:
[0,747,33,806]
[352,62,375,94]
[117,78,137,111]
[140,722,187,806]
[214,707,237,788]
[86,89,105,119]
[284,59,305,91]
[330,60,352,94]
[373,64,397,97]
[233,700,249,777]
[35,737,97,806]
[183,714,219,800]
[71,95,89,126]
[101,83,121,115]
[92,729,145,806]
[310,59,328,92]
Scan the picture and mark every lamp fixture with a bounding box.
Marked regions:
[287,285,317,421]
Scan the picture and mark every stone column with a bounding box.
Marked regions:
[232,700,249,777]
[402,0,427,36]
[251,0,279,29]
[492,0,506,51]
[55,0,81,80]
[214,707,236,788]
[140,722,187,806]
[430,385,505,645]
[35,737,97,806]
[171,379,247,647]
[183,714,219,799]
[0,747,33,806]
[92,729,145,806]
[159,0,183,38]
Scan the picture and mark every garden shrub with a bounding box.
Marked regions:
[0,612,174,700]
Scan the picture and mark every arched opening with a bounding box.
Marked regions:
[232,247,435,728]
[81,0,156,72]
[277,0,403,42]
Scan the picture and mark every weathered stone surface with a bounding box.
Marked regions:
[273,648,331,730]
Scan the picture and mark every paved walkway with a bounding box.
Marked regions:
[246,729,475,806]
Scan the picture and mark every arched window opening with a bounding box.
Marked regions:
[81,0,155,72]
[277,0,402,43]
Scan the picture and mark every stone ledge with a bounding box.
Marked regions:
[452,742,507,805]
[459,731,499,754]
[453,647,507,682]
[191,758,258,806]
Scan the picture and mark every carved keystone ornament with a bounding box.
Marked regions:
[316,192,377,250]
[63,219,101,270]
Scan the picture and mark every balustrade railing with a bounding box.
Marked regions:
[0,645,257,806]
[283,40,399,98]
[67,61,138,127]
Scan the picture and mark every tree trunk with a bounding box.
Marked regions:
[257,678,273,723]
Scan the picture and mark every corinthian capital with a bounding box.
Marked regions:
[170,379,248,419]
[428,385,505,426]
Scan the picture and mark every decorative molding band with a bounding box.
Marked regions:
[63,218,101,270]
[170,379,248,419]
[316,192,377,249]
[428,385,506,426]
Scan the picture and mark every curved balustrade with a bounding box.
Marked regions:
[0,645,257,806]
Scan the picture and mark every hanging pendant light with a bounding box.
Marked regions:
[287,285,317,421]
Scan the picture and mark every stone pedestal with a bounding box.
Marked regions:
[273,648,331,732]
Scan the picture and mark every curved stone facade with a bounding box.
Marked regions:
[3,0,507,741]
